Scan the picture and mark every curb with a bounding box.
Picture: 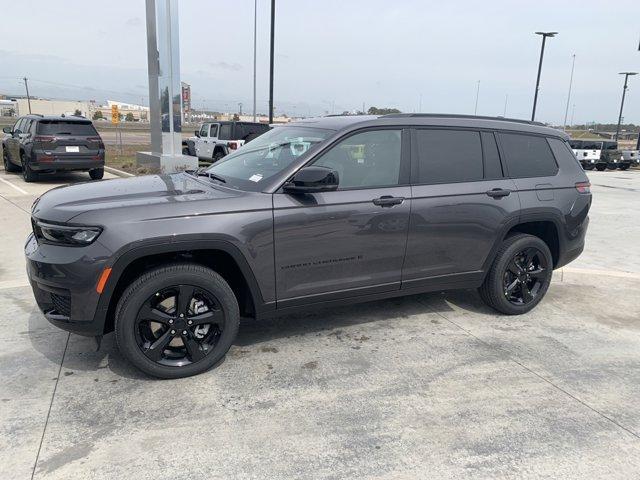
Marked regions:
[104,166,135,178]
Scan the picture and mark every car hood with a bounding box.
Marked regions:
[32,173,244,223]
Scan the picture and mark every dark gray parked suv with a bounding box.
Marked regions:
[25,114,591,378]
[2,115,105,182]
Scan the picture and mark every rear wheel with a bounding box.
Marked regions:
[479,234,553,315]
[21,153,38,182]
[619,164,630,171]
[89,168,104,180]
[115,264,240,379]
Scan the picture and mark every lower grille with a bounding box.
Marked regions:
[50,293,71,317]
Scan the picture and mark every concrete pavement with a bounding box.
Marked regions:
[1,167,639,479]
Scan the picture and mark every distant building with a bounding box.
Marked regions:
[15,98,91,117]
[0,99,17,116]
[97,100,149,122]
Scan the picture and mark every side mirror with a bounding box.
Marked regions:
[194,130,200,137]
[283,166,339,194]
[2,126,12,134]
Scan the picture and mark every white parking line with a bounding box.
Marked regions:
[0,175,28,195]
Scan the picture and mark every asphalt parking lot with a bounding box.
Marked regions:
[1,166,639,479]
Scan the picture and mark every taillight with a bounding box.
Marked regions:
[575,181,591,194]
[34,135,55,143]
[87,136,105,149]
[228,141,238,150]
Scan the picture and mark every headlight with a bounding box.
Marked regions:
[33,220,102,246]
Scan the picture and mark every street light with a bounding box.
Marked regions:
[531,31,557,121]
[614,72,637,142]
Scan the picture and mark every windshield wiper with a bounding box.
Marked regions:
[187,168,226,183]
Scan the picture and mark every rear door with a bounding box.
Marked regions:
[273,128,411,306]
[403,129,520,288]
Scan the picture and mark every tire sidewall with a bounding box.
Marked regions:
[487,235,553,315]
[115,266,239,379]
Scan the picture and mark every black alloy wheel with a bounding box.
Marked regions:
[115,264,240,378]
[135,285,224,367]
[502,247,548,306]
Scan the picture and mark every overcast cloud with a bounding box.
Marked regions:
[0,0,639,123]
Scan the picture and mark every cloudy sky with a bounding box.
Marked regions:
[1,0,639,124]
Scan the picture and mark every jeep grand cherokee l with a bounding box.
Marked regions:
[25,114,591,378]
[3,115,105,182]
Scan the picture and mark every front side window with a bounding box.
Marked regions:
[14,118,25,133]
[498,133,558,178]
[313,129,402,189]
[414,129,483,184]
[199,124,209,137]
[206,126,332,191]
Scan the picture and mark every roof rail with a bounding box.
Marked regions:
[27,113,43,117]
[382,113,546,127]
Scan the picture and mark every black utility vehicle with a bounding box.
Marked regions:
[26,114,591,378]
[2,115,105,182]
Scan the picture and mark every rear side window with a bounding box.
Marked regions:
[498,133,558,178]
[37,121,98,136]
[548,138,582,171]
[219,124,232,140]
[414,129,483,184]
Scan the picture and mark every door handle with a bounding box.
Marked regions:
[486,188,511,198]
[372,195,404,207]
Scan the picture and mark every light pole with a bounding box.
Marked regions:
[563,54,576,130]
[268,0,275,124]
[474,80,480,115]
[531,31,557,121]
[23,77,31,113]
[614,72,637,141]
[252,0,257,122]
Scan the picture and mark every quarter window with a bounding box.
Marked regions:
[313,129,402,189]
[498,133,558,178]
[414,129,483,184]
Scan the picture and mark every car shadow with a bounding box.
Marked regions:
[26,288,495,381]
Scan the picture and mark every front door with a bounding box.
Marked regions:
[6,118,24,163]
[273,129,411,306]
[403,129,521,289]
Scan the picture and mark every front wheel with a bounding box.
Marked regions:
[89,168,104,180]
[3,147,19,172]
[479,234,553,315]
[115,264,240,379]
[583,164,594,170]
[619,164,630,171]
[595,164,607,171]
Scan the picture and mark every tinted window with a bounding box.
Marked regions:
[498,133,558,178]
[481,132,503,179]
[569,140,582,149]
[313,129,402,189]
[219,124,232,140]
[37,121,98,136]
[414,129,483,184]
[209,124,218,137]
[14,118,25,133]
[548,138,582,170]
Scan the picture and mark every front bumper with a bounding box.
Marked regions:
[25,233,111,336]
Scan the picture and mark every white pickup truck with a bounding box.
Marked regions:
[183,121,270,162]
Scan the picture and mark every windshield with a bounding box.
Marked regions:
[205,126,333,191]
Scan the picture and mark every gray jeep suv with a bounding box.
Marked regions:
[25,114,591,378]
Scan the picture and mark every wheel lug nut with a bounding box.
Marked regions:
[170,329,176,334]
[168,319,173,324]
[187,320,193,325]
[182,330,187,335]
[179,314,184,318]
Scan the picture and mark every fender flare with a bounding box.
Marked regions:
[94,236,271,332]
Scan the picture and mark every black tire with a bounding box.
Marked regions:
[115,263,240,379]
[89,168,104,180]
[583,164,594,171]
[479,233,553,315]
[3,147,19,172]
[595,164,607,171]
[212,150,225,162]
[21,153,38,182]
[619,164,630,171]
[182,147,190,155]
